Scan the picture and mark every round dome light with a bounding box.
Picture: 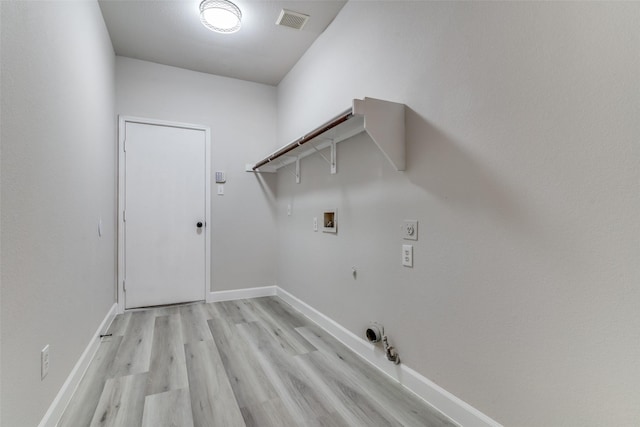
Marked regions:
[199,0,242,34]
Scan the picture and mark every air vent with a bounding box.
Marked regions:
[276,9,309,30]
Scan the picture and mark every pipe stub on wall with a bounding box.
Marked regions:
[365,323,382,343]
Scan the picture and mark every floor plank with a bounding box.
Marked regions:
[89,373,147,427]
[236,321,336,424]
[106,313,130,337]
[239,398,297,427]
[141,388,194,427]
[216,299,260,324]
[254,296,309,328]
[57,336,123,427]
[180,303,213,344]
[184,339,246,427]
[246,298,317,356]
[146,313,188,395]
[313,411,354,427]
[153,304,182,318]
[208,317,278,409]
[295,350,403,427]
[110,310,155,377]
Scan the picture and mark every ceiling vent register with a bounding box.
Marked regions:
[276,9,309,30]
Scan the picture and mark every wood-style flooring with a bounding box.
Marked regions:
[58,297,456,427]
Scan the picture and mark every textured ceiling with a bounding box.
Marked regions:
[99,0,347,85]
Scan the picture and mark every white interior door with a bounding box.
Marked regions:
[122,120,208,309]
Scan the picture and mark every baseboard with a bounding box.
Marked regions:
[275,287,502,427]
[38,303,118,427]
[207,285,277,303]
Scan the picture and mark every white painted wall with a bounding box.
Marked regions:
[116,57,278,294]
[0,4,3,422]
[276,2,640,426]
[0,1,116,426]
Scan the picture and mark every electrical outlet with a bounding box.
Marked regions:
[41,345,50,380]
[313,217,318,231]
[403,220,418,240]
[217,184,224,195]
[402,244,413,267]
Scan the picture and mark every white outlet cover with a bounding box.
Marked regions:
[402,244,413,267]
[313,217,318,231]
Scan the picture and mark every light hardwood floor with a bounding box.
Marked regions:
[58,297,456,427]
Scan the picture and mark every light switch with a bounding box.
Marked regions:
[217,184,224,195]
[402,244,413,267]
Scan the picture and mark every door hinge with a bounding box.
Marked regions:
[123,138,126,152]
[123,210,126,222]
[123,280,126,291]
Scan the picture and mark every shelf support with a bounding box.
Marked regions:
[353,97,405,171]
[309,139,337,174]
[275,158,300,183]
[310,142,331,166]
[330,140,337,174]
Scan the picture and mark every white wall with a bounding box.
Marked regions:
[0,4,3,422]
[0,1,116,426]
[276,2,640,426]
[116,57,278,294]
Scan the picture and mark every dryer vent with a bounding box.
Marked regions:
[276,9,309,30]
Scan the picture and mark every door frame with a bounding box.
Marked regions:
[117,116,211,313]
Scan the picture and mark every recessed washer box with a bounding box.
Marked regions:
[323,210,337,233]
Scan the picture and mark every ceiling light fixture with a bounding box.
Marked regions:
[199,0,242,34]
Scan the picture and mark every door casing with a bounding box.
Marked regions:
[117,116,211,313]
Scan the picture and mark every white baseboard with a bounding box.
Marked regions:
[38,303,118,427]
[207,285,276,303]
[275,287,502,427]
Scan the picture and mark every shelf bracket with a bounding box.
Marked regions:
[278,157,300,184]
[310,139,337,174]
[330,140,337,174]
[278,160,299,183]
[275,156,299,183]
[353,97,405,171]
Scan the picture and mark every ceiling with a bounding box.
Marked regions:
[99,0,347,86]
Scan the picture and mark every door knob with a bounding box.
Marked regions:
[196,222,203,228]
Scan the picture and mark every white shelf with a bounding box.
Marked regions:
[247,97,405,181]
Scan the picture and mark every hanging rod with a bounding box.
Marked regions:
[252,109,353,171]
